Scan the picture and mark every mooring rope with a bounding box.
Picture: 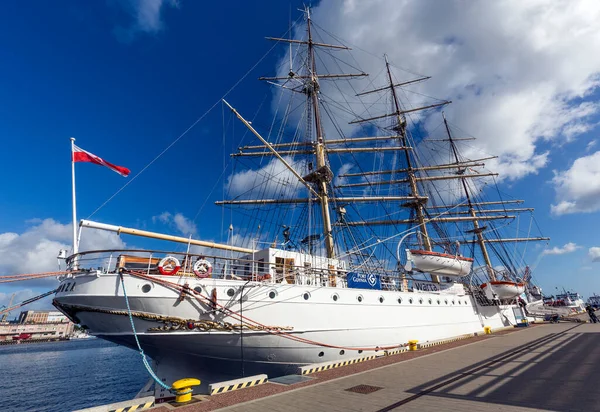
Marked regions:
[119,274,174,393]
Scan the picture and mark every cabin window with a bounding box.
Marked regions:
[258,259,265,274]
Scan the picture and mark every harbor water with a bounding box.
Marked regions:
[1,338,147,412]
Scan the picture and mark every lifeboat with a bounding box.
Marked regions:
[407,250,473,277]
[480,281,525,300]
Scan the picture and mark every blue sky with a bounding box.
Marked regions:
[1,0,600,312]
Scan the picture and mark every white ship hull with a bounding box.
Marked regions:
[53,272,520,393]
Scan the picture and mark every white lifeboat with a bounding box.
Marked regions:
[407,250,473,277]
[481,281,525,300]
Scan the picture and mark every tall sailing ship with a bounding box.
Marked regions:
[53,9,549,396]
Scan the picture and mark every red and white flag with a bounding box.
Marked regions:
[72,145,130,177]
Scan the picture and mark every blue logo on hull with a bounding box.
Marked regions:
[347,272,381,290]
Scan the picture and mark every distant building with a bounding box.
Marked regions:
[0,321,74,341]
[18,310,68,324]
[0,310,74,341]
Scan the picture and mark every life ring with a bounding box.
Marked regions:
[193,259,213,278]
[158,256,181,276]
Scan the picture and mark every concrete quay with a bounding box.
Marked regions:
[151,322,600,412]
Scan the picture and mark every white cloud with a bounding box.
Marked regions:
[227,157,307,199]
[0,219,125,282]
[292,0,600,181]
[551,151,600,214]
[152,212,197,236]
[586,140,597,152]
[589,247,600,262]
[542,242,580,255]
[113,0,179,43]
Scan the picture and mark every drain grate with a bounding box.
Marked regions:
[345,384,383,394]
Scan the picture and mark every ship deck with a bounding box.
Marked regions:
[148,321,600,412]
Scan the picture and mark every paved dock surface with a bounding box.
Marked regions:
[155,323,600,412]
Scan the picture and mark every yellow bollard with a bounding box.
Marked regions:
[484,326,492,335]
[408,339,419,351]
[172,378,201,403]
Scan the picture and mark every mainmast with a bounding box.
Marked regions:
[305,8,335,258]
[442,113,496,281]
[383,56,436,282]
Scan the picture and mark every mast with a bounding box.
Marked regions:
[384,55,437,282]
[442,113,496,281]
[306,8,335,259]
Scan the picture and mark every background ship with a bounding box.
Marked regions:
[53,8,550,398]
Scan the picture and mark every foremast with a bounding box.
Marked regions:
[305,8,335,259]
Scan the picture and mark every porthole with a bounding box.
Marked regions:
[428,298,432,304]
[141,284,151,293]
[318,351,324,357]
[303,292,311,301]
[332,293,339,302]
[379,296,384,303]
[357,295,363,303]
[397,297,402,304]
[268,290,277,299]
[409,298,413,304]
[306,279,312,285]
[437,299,441,305]
[339,350,345,355]
[458,300,461,305]
[227,288,235,297]
[358,350,363,354]
[452,300,455,305]
[194,286,203,294]
[464,300,468,305]
[444,299,448,305]
[419,298,423,304]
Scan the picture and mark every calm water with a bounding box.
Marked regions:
[0,339,148,412]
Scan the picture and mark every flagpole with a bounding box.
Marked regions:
[71,137,79,258]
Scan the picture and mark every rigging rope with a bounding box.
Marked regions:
[0,289,58,317]
[87,19,302,220]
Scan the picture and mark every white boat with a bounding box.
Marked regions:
[408,250,473,277]
[480,281,525,300]
[51,8,550,398]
